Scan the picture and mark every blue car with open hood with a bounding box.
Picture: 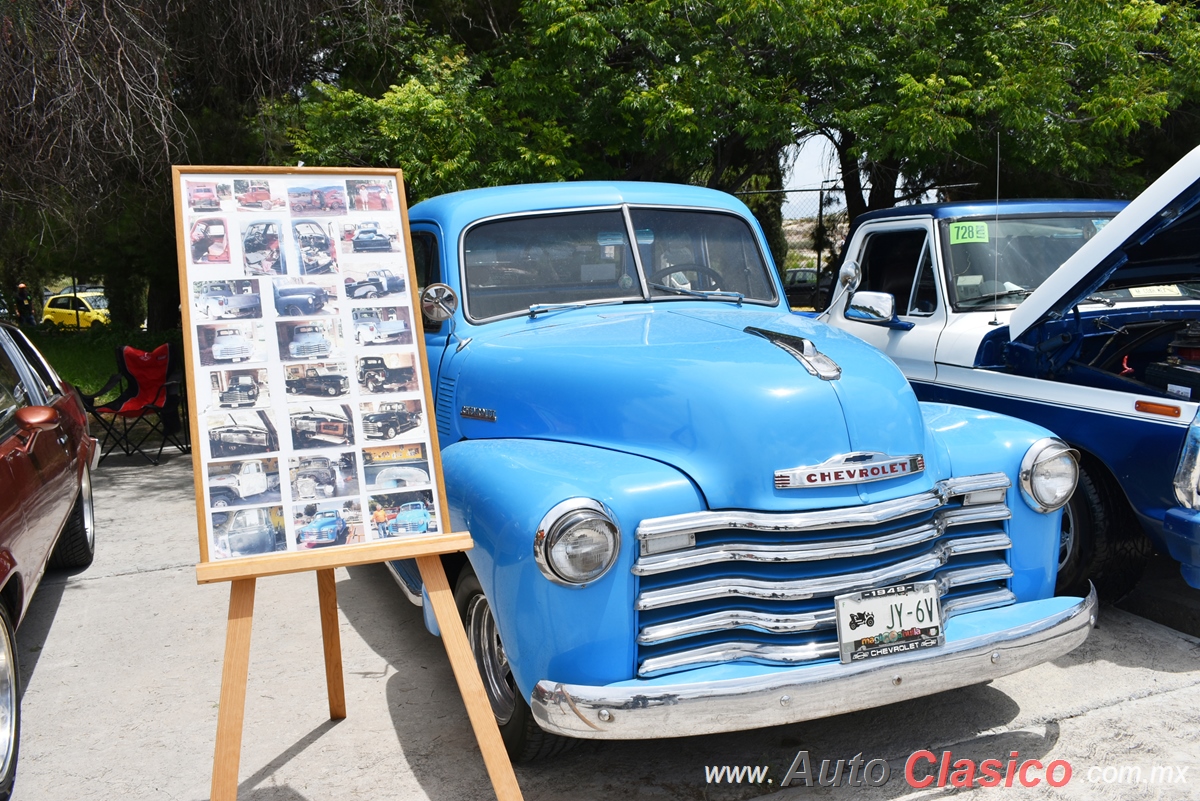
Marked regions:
[824,144,1200,596]
[390,180,1097,760]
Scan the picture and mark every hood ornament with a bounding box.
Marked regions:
[744,327,841,380]
[776,452,925,489]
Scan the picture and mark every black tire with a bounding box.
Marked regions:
[384,425,396,440]
[49,464,96,570]
[326,386,338,396]
[1056,464,1150,599]
[285,304,303,316]
[211,493,233,509]
[0,604,20,801]
[454,566,575,762]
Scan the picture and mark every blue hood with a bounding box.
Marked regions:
[450,306,947,511]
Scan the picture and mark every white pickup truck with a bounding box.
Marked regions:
[209,459,281,507]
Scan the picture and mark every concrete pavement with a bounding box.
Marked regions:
[11,455,1200,800]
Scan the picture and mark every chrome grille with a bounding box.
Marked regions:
[632,473,1016,677]
[292,342,327,357]
[363,422,384,436]
[221,390,254,404]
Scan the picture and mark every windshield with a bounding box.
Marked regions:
[940,214,1115,310]
[462,206,776,321]
[86,295,109,310]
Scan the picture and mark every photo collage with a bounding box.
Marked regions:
[180,172,444,561]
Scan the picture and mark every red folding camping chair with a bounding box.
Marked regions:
[84,343,190,465]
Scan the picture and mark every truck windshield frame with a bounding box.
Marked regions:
[460,204,778,323]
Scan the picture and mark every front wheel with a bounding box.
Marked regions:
[50,463,96,569]
[1055,464,1150,599]
[454,567,574,761]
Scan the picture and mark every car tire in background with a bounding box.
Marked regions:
[48,465,96,570]
[1056,465,1150,600]
[454,566,574,762]
[0,604,20,801]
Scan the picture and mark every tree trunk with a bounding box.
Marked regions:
[867,157,902,211]
[835,132,867,224]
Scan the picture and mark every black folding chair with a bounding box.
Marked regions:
[83,343,191,465]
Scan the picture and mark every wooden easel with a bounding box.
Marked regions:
[198,537,524,801]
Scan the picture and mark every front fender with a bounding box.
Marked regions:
[921,402,1063,600]
[440,438,706,699]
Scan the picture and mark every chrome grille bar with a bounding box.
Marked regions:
[637,473,1010,554]
[633,503,1009,576]
[640,640,841,677]
[635,535,1011,611]
[638,608,838,645]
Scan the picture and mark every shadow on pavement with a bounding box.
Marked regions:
[332,561,1036,801]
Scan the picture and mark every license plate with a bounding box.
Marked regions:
[835,581,943,664]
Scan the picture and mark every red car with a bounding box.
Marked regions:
[0,323,97,799]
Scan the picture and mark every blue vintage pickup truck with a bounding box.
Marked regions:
[389,181,1096,760]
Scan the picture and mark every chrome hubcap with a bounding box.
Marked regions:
[1059,499,1076,572]
[466,594,516,725]
[0,618,16,779]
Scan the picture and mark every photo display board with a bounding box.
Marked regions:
[173,167,449,573]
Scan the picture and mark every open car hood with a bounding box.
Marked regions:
[1010,144,1200,341]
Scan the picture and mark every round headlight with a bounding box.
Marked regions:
[535,499,620,586]
[1019,438,1079,513]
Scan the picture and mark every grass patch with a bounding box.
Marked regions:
[25,325,183,397]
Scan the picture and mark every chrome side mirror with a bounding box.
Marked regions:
[845,291,914,330]
[420,283,458,322]
[838,260,861,294]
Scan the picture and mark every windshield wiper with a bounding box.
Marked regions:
[528,299,637,318]
[649,282,743,305]
[957,288,1032,308]
[1085,294,1116,307]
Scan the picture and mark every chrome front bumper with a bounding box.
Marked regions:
[530,587,1097,739]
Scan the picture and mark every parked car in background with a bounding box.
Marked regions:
[783,266,818,308]
[0,322,98,798]
[384,181,1096,761]
[823,146,1200,595]
[41,291,110,328]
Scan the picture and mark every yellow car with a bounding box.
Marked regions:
[41,291,110,328]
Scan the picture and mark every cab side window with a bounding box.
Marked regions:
[0,343,30,438]
[411,231,443,333]
[858,229,938,316]
[410,232,440,290]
